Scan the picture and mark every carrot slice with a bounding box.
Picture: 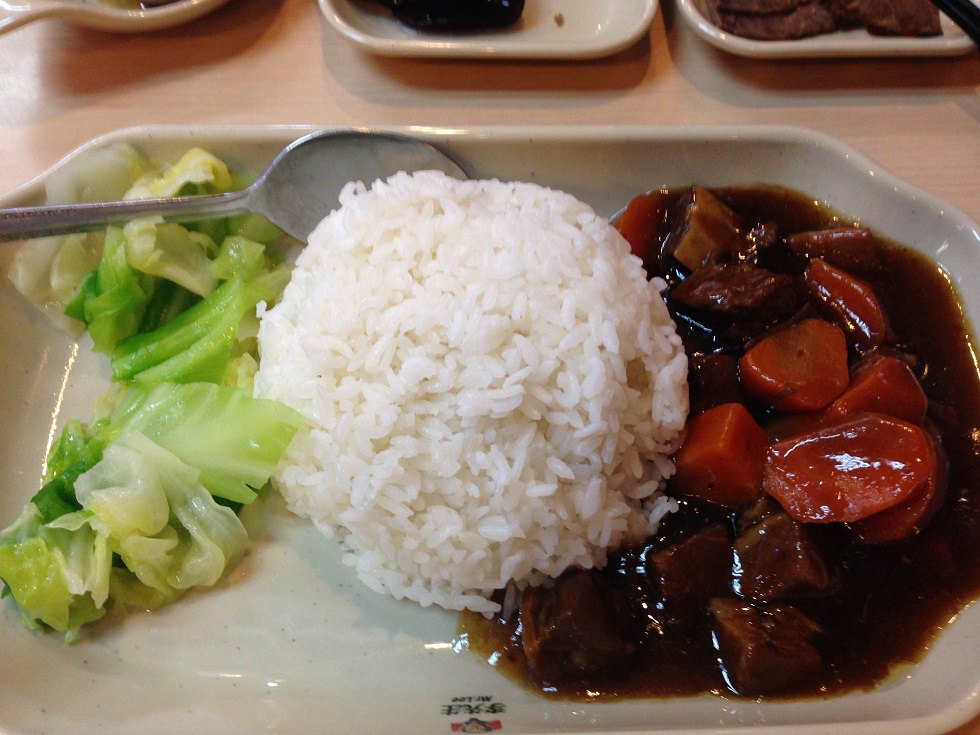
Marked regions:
[739,318,849,412]
[786,227,878,271]
[825,352,928,425]
[673,402,770,507]
[848,430,946,544]
[806,258,887,350]
[763,413,936,523]
[614,190,669,269]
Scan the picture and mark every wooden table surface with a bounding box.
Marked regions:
[0,0,977,732]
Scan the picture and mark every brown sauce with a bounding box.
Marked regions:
[459,186,980,701]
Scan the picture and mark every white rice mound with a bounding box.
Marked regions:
[254,170,688,614]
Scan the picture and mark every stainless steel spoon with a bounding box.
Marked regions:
[0,129,468,242]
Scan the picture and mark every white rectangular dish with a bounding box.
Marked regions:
[677,0,976,58]
[317,0,657,59]
[0,125,978,735]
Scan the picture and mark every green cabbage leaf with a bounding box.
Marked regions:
[0,384,301,640]
[1,146,301,641]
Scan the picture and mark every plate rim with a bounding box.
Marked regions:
[3,123,979,232]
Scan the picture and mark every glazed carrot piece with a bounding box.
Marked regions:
[806,258,887,350]
[673,402,770,507]
[825,352,928,425]
[786,227,878,271]
[614,190,669,269]
[849,431,946,544]
[763,413,936,523]
[739,318,849,412]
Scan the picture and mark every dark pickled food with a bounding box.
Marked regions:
[365,0,524,31]
[461,185,980,702]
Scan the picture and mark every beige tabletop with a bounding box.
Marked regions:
[0,0,978,732]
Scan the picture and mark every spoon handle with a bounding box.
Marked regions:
[0,189,251,242]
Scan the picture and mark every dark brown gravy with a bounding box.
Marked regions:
[458,186,980,701]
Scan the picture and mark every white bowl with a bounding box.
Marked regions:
[0,125,977,735]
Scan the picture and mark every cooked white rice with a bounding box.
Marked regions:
[254,170,688,614]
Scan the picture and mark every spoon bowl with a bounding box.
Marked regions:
[0,129,468,242]
[0,0,233,34]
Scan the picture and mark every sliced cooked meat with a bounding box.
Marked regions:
[714,0,803,14]
[823,0,864,27]
[709,0,836,40]
[709,598,823,695]
[860,0,941,35]
[711,0,940,40]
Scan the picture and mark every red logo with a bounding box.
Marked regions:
[450,717,503,732]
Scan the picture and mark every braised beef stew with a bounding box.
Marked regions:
[460,185,980,700]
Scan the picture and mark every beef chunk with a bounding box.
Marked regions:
[860,0,941,35]
[734,508,833,600]
[671,262,805,344]
[709,0,836,39]
[736,495,782,535]
[520,570,636,685]
[649,524,734,620]
[709,598,823,695]
[672,262,800,317]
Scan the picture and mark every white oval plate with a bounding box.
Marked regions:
[677,0,976,58]
[0,0,233,35]
[317,0,657,59]
[0,125,978,735]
